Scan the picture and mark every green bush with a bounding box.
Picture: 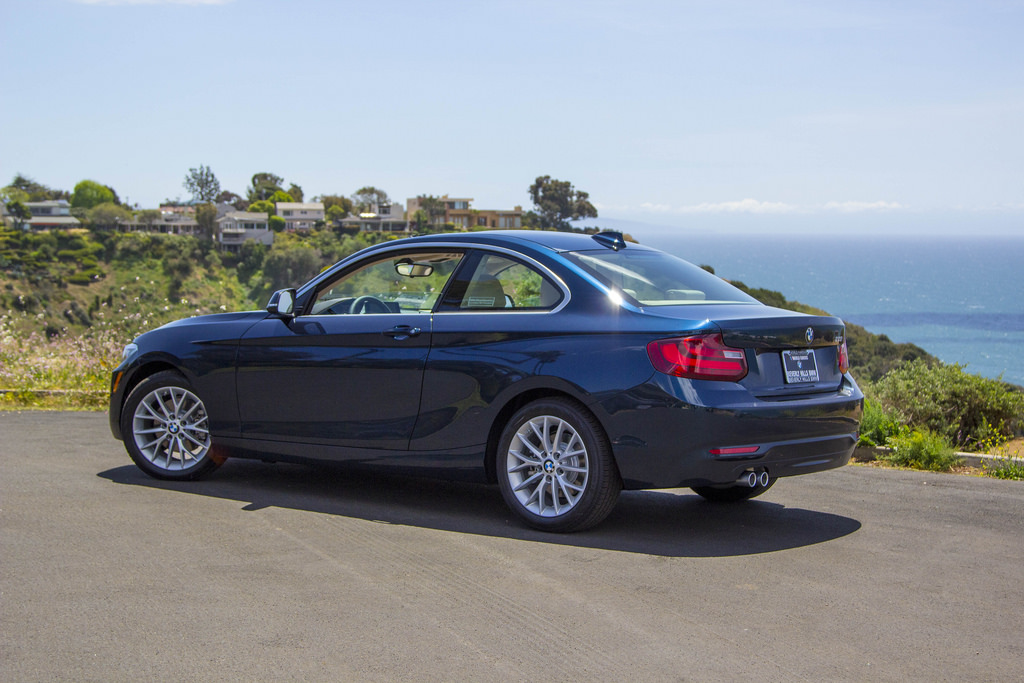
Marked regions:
[858,398,904,447]
[985,456,1024,481]
[880,429,962,472]
[872,360,1024,451]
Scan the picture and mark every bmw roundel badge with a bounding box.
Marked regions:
[805,327,814,344]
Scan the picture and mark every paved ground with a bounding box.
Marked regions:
[2,411,1023,682]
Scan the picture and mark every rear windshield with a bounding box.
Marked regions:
[565,248,757,306]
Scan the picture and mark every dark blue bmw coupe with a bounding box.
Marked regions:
[110,230,862,531]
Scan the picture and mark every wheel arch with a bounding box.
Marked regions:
[482,387,619,485]
[124,359,183,395]
[113,360,184,436]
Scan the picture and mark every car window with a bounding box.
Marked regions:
[440,252,562,311]
[565,248,758,306]
[309,251,463,315]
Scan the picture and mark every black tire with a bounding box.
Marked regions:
[496,398,621,532]
[691,477,776,503]
[120,370,223,481]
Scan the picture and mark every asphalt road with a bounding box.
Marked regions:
[2,411,1023,682]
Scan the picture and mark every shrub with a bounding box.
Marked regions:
[261,245,321,291]
[985,456,1024,481]
[872,360,1024,451]
[858,399,904,447]
[880,429,962,472]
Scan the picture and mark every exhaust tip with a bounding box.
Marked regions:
[737,471,758,487]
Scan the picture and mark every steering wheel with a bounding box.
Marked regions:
[349,295,391,314]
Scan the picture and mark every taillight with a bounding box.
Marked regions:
[647,333,748,381]
[838,340,850,374]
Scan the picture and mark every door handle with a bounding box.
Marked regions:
[383,325,422,340]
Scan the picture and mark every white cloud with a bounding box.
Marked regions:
[638,199,801,214]
[71,0,233,5]
[599,199,912,216]
[822,201,905,212]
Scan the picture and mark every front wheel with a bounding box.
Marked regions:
[691,477,776,502]
[120,370,222,481]
[497,398,621,532]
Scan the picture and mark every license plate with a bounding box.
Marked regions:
[782,349,818,383]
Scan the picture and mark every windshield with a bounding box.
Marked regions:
[565,248,758,306]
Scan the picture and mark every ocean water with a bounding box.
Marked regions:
[640,233,1024,386]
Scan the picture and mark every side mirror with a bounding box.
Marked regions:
[266,288,296,318]
[395,259,434,278]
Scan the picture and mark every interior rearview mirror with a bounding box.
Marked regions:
[395,259,434,278]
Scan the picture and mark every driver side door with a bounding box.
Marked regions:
[235,249,464,451]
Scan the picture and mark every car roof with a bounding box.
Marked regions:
[391,230,653,254]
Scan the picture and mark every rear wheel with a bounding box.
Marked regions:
[497,398,621,532]
[691,477,776,502]
[121,371,222,481]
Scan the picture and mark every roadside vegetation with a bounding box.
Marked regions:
[730,281,1024,478]
[0,226,391,409]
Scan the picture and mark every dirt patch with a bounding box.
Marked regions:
[989,437,1024,458]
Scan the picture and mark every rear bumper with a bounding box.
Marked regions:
[599,373,863,489]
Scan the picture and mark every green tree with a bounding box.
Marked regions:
[248,199,275,216]
[268,215,286,232]
[268,190,295,205]
[527,175,598,230]
[351,186,391,213]
[136,209,162,229]
[216,190,246,210]
[287,183,304,202]
[326,204,347,224]
[319,194,353,217]
[105,184,122,206]
[1,185,29,205]
[237,240,268,283]
[87,202,132,229]
[416,195,446,226]
[195,203,218,241]
[6,174,68,201]
[183,164,222,204]
[262,245,321,290]
[247,172,284,202]
[71,180,115,210]
[411,209,430,231]
[6,200,32,230]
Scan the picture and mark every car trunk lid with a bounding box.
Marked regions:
[711,311,848,398]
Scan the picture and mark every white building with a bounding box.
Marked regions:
[276,202,324,231]
[338,201,407,233]
[24,200,80,229]
[217,211,273,252]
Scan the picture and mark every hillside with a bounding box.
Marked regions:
[1,225,933,382]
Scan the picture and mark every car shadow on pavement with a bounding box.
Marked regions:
[98,458,861,558]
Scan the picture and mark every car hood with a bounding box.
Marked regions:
[155,310,269,330]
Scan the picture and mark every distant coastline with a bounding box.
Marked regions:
[633,231,1024,386]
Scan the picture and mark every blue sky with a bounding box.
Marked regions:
[1,0,1022,234]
